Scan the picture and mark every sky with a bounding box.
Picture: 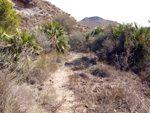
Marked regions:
[47,0,150,27]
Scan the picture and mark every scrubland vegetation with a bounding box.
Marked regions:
[88,24,150,80]
[0,1,69,112]
[0,0,150,113]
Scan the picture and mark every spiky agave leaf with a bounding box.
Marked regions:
[42,21,70,53]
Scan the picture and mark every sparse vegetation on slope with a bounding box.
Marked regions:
[0,3,70,111]
[69,62,150,112]
[79,16,118,29]
[54,14,76,34]
[0,0,150,113]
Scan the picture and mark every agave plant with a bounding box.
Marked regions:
[0,28,42,66]
[20,30,42,52]
[57,37,70,52]
[41,21,70,52]
[0,28,13,47]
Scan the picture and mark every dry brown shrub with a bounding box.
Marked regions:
[69,63,150,113]
[68,31,88,52]
[0,72,22,113]
[0,47,65,113]
[33,31,54,53]
[54,14,76,34]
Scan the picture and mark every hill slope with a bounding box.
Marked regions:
[79,16,118,29]
[10,0,88,32]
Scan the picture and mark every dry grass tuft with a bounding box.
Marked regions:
[15,50,65,85]
[0,49,65,113]
[69,63,150,113]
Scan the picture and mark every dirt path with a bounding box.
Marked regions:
[43,52,93,113]
[51,52,91,113]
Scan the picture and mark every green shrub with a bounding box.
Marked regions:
[87,27,103,38]
[86,27,104,52]
[0,0,21,33]
[91,23,150,71]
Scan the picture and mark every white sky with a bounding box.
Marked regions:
[47,0,150,27]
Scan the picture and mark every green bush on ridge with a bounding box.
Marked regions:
[0,0,21,33]
[90,23,150,71]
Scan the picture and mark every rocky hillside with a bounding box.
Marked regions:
[79,16,118,29]
[10,0,88,32]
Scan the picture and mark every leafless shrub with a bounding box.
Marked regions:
[40,91,66,113]
[16,50,65,85]
[0,71,22,113]
[33,31,54,53]
[54,14,76,34]
[113,51,134,71]
[0,74,9,113]
[0,45,37,112]
[68,31,88,52]
[90,67,110,78]
[0,47,14,69]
